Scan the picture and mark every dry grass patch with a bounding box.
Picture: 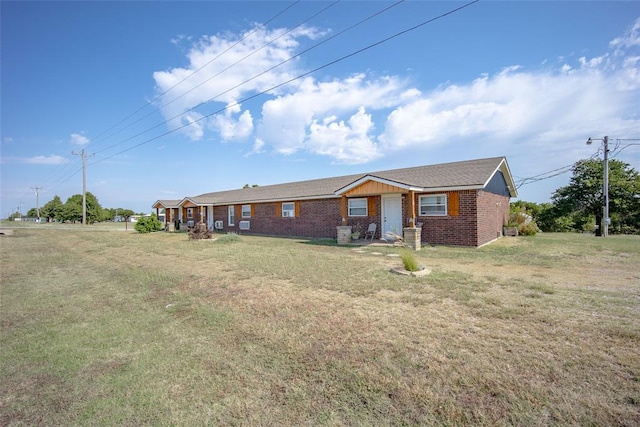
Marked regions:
[1,228,639,426]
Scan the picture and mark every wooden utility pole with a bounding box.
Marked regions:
[71,149,94,225]
[31,186,43,221]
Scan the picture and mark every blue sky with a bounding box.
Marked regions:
[2,1,639,216]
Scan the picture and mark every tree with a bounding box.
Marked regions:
[59,192,104,224]
[552,159,640,235]
[41,195,64,222]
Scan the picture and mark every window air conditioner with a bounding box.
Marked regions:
[214,220,223,230]
[239,221,250,230]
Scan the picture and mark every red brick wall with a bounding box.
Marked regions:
[211,191,509,246]
[214,199,343,238]
[476,190,510,246]
[417,190,478,247]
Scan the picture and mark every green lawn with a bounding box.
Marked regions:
[1,228,639,426]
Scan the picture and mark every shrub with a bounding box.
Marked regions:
[400,250,421,272]
[134,215,163,233]
[188,222,213,240]
[508,206,539,236]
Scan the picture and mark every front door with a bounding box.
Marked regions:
[382,194,403,238]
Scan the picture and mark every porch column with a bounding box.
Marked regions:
[408,190,416,228]
[403,226,422,251]
[340,195,348,224]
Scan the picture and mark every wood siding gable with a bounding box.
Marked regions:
[345,180,405,197]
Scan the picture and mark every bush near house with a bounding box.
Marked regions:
[134,215,163,233]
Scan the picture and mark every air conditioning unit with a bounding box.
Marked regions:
[214,220,223,230]
[239,221,250,230]
[187,220,194,227]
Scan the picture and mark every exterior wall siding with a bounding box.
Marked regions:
[476,190,510,246]
[416,190,478,247]
[209,191,508,247]
[214,199,343,238]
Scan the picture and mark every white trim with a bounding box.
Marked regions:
[419,194,447,217]
[241,204,251,218]
[481,158,518,198]
[228,205,235,226]
[348,198,368,217]
[281,202,295,218]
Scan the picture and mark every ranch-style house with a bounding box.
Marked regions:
[153,156,517,247]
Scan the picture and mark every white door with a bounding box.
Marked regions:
[382,194,403,237]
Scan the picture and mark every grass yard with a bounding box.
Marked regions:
[1,227,639,426]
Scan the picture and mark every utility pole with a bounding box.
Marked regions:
[603,136,609,237]
[586,136,609,237]
[31,186,43,222]
[71,149,94,225]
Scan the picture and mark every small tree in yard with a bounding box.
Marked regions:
[134,215,163,233]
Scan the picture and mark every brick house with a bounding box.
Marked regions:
[153,156,517,247]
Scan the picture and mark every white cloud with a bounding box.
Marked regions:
[70,133,90,146]
[153,24,324,140]
[256,74,414,158]
[307,107,380,164]
[210,106,254,141]
[155,16,639,172]
[25,155,69,165]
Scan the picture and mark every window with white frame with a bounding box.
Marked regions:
[228,205,235,226]
[187,208,193,220]
[281,202,295,218]
[348,198,368,216]
[241,204,251,218]
[419,195,447,216]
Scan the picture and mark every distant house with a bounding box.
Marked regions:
[153,157,517,247]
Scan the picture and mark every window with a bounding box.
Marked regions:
[419,195,447,216]
[281,202,295,218]
[348,198,368,216]
[228,205,235,226]
[187,208,193,220]
[241,204,251,218]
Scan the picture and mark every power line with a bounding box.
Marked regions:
[93,0,399,157]
[515,150,601,189]
[87,0,303,150]
[91,0,479,164]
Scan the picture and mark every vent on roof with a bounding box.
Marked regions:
[239,221,250,230]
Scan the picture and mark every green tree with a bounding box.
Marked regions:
[41,195,64,222]
[552,159,640,235]
[60,192,104,224]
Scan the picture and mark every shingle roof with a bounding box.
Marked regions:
[153,199,182,208]
[180,157,515,206]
